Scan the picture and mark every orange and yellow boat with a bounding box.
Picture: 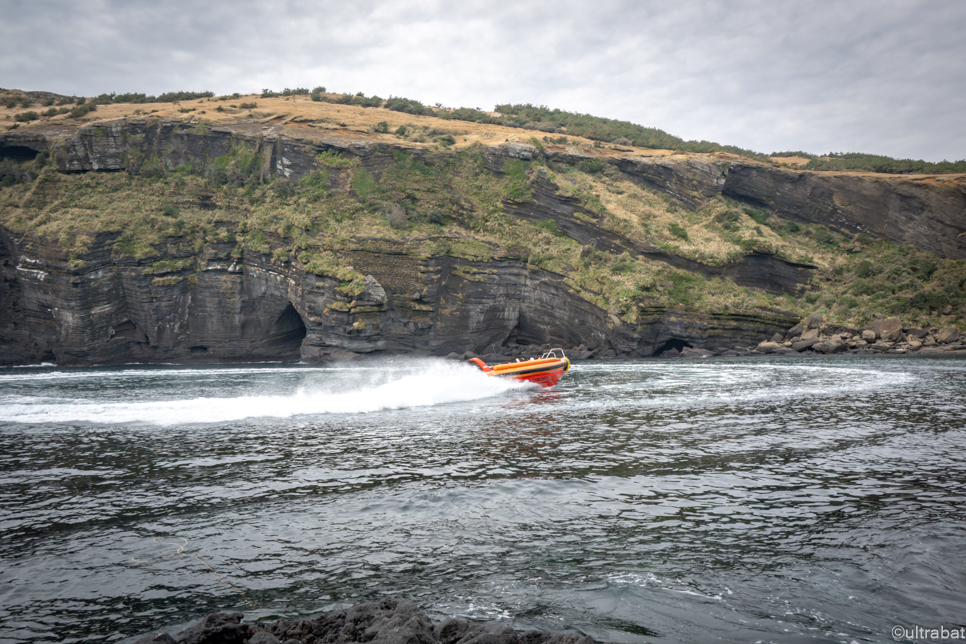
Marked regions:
[469,348,571,388]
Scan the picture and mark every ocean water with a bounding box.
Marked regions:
[1,355,964,643]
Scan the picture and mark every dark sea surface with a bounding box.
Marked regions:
[1,355,965,644]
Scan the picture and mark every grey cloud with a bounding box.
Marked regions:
[1,0,963,161]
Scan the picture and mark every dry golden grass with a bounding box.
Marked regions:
[769,155,811,167]
[1,90,680,159]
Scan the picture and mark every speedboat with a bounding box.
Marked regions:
[469,348,570,388]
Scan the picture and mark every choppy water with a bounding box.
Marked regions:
[1,355,965,644]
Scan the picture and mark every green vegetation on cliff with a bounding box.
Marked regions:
[777,151,966,175]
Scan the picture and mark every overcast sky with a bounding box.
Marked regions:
[2,0,964,161]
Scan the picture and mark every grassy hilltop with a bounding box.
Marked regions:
[1,87,965,332]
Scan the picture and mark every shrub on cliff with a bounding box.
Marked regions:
[804,152,966,175]
[576,159,606,174]
[439,107,496,124]
[502,158,533,201]
[743,206,768,225]
[271,178,296,198]
[0,159,38,186]
[261,88,308,98]
[156,90,214,102]
[668,222,689,241]
[352,169,376,200]
[207,143,264,187]
[298,168,329,200]
[138,159,166,178]
[106,91,213,104]
[14,111,40,122]
[385,97,433,116]
[68,103,97,118]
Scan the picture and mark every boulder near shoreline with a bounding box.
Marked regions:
[751,312,963,357]
[134,598,595,644]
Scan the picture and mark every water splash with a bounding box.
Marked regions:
[0,359,529,425]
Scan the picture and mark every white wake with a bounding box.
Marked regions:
[0,359,529,425]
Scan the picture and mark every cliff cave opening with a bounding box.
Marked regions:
[0,145,41,162]
[252,303,307,359]
[505,310,549,348]
[653,338,693,356]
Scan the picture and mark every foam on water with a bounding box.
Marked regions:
[568,360,917,414]
[0,359,529,426]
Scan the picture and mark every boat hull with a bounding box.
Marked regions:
[469,353,570,388]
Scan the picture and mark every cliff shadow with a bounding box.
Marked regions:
[248,302,307,359]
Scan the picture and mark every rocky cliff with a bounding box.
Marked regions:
[0,220,795,366]
[1,111,963,366]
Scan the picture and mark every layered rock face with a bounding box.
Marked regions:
[613,153,966,261]
[0,222,795,366]
[720,162,966,260]
[1,120,963,365]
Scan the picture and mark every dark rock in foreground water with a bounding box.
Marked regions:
[135,598,595,644]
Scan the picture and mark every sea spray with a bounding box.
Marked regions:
[0,358,530,426]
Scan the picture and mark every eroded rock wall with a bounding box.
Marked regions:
[1,223,798,365]
[720,162,966,260]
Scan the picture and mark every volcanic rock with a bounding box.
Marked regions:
[804,312,824,329]
[813,339,847,354]
[786,322,805,338]
[936,326,961,344]
[792,338,819,352]
[871,340,894,352]
[680,346,714,358]
[135,599,594,644]
[878,317,904,342]
[801,328,820,341]
[757,341,783,354]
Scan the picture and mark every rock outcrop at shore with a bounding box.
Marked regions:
[134,598,594,644]
[754,313,965,356]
